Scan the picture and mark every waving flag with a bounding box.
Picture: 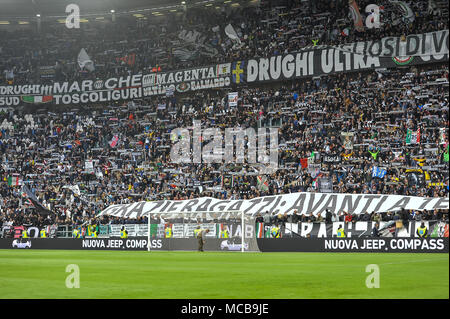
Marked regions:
[77,48,95,72]
[224,24,241,44]
[372,166,387,178]
[439,128,446,145]
[257,176,269,192]
[110,135,119,148]
[21,185,54,216]
[349,0,364,32]
[391,1,415,23]
[300,158,308,169]
[8,176,22,186]
[116,53,136,66]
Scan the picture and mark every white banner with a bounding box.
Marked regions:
[84,160,94,173]
[99,192,449,219]
[228,92,238,106]
[110,224,148,237]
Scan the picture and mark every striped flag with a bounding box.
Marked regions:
[430,222,449,238]
[406,128,420,144]
[255,223,264,238]
[21,95,53,104]
[8,176,21,186]
[257,176,269,191]
[312,173,323,188]
[21,189,33,206]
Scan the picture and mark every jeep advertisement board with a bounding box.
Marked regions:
[0,237,447,252]
[257,238,449,253]
[0,238,249,251]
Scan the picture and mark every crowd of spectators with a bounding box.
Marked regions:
[1,0,448,85]
[0,62,448,230]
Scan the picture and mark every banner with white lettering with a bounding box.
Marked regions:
[284,221,449,238]
[99,192,449,219]
[245,30,448,84]
[0,63,232,106]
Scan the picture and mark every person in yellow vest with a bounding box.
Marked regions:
[220,226,229,238]
[73,228,80,238]
[416,222,428,238]
[271,225,280,238]
[193,226,201,238]
[90,224,98,238]
[87,225,93,237]
[22,228,29,239]
[120,226,128,239]
[336,224,346,238]
[40,228,47,238]
[165,224,173,238]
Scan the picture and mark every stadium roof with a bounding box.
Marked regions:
[0,0,182,18]
[0,0,257,19]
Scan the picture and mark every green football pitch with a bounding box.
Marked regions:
[0,250,448,299]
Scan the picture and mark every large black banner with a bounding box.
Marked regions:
[279,221,449,238]
[257,238,448,253]
[245,30,449,84]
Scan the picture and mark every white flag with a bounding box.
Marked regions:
[77,48,95,71]
[5,69,14,79]
[391,1,415,23]
[63,185,80,196]
[224,24,241,44]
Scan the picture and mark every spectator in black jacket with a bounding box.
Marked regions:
[325,209,332,224]
[372,222,380,237]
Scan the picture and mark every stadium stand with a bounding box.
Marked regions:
[0,0,448,235]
